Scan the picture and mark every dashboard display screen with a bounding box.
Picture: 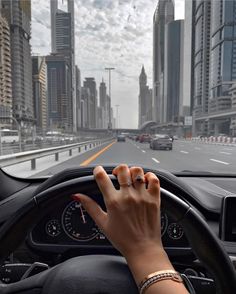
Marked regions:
[221,196,236,241]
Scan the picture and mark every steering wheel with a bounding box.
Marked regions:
[0,170,236,294]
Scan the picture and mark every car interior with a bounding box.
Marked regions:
[0,166,236,293]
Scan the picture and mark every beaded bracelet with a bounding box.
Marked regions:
[139,270,183,294]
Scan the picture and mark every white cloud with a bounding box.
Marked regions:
[31,0,184,128]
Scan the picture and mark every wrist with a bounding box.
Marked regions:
[125,245,174,285]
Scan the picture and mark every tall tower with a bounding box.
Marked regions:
[1,0,34,132]
[153,0,175,124]
[139,66,152,127]
[50,0,76,132]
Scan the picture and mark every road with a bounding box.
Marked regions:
[34,139,236,177]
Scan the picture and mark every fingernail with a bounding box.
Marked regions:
[71,194,80,201]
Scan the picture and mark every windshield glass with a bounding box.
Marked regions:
[0,0,236,178]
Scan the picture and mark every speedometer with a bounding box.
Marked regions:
[62,201,99,241]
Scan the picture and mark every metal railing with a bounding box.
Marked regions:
[0,138,113,170]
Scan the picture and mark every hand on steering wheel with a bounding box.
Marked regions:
[72,165,189,294]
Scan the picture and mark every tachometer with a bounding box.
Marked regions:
[62,201,99,241]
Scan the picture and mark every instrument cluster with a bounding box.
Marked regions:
[30,198,189,249]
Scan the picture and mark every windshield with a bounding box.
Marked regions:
[0,0,236,178]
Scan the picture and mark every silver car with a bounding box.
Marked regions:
[150,134,173,150]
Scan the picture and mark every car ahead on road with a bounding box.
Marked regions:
[117,135,126,142]
[139,134,151,143]
[150,134,173,150]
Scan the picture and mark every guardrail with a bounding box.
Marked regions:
[0,138,113,170]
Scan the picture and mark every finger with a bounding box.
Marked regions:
[72,194,107,230]
[112,164,132,190]
[130,166,146,191]
[144,172,160,197]
[93,166,116,201]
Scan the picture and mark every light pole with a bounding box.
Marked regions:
[105,67,115,129]
[115,105,120,129]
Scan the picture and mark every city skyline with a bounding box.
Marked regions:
[31,0,185,129]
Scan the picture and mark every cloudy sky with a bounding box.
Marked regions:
[31,0,185,129]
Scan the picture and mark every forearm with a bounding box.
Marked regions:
[126,248,189,294]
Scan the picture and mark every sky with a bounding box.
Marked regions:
[31,0,185,129]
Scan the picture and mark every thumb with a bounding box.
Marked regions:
[72,194,107,230]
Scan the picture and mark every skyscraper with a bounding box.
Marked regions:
[163,20,184,124]
[84,78,97,128]
[0,14,12,127]
[153,0,174,124]
[99,79,108,129]
[32,56,47,132]
[192,0,211,135]
[75,66,81,128]
[46,54,71,131]
[139,66,152,127]
[1,0,34,131]
[50,0,76,132]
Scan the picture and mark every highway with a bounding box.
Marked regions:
[34,139,236,177]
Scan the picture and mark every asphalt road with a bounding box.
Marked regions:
[35,139,236,177]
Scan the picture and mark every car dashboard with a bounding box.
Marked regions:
[0,168,236,292]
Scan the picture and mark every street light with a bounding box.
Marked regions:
[105,67,115,129]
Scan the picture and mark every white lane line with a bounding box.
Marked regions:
[220,151,231,155]
[194,147,201,150]
[180,151,189,154]
[141,150,146,153]
[223,148,233,151]
[210,159,229,165]
[152,158,160,164]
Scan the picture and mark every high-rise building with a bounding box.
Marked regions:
[84,78,97,128]
[192,0,236,136]
[46,54,72,131]
[0,14,12,127]
[50,0,77,132]
[192,0,211,135]
[75,66,81,129]
[208,0,236,135]
[182,0,193,117]
[32,56,47,133]
[99,79,108,129]
[81,87,90,129]
[1,0,34,131]
[163,20,184,124]
[153,0,174,123]
[139,66,152,127]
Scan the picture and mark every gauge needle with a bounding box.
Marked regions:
[80,205,86,224]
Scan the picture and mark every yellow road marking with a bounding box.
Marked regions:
[80,141,116,166]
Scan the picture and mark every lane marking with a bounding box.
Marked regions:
[210,159,229,165]
[180,151,189,154]
[152,158,160,164]
[80,141,116,166]
[220,151,231,155]
[141,150,146,153]
[223,148,233,151]
[194,147,201,150]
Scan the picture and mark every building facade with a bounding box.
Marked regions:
[192,0,236,136]
[153,0,174,123]
[0,14,12,127]
[50,0,77,132]
[83,78,97,128]
[139,66,152,127]
[32,56,47,133]
[163,20,184,124]
[75,66,81,129]
[46,54,72,132]
[1,0,34,132]
[99,79,108,129]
